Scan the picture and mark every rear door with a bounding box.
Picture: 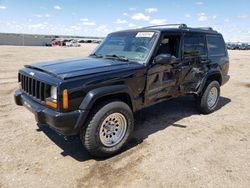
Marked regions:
[206,34,229,77]
[177,33,208,93]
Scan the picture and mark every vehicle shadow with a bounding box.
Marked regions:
[37,95,231,162]
[36,124,94,161]
[124,96,231,149]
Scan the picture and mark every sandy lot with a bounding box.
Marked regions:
[0,45,249,188]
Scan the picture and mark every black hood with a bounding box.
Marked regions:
[25,57,143,80]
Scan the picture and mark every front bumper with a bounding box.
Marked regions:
[14,89,88,136]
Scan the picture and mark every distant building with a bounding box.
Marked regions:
[0,33,103,46]
[0,33,53,46]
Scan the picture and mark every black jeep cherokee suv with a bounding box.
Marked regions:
[14,24,230,157]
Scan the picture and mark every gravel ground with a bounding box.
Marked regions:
[0,45,249,188]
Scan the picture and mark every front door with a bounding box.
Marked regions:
[145,34,181,104]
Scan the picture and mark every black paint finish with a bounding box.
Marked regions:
[14,26,230,136]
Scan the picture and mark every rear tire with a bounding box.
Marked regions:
[196,81,220,114]
[80,101,134,158]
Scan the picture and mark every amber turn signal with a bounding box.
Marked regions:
[62,89,69,109]
[46,99,57,108]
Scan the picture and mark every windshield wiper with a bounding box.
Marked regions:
[89,53,103,58]
[104,54,129,62]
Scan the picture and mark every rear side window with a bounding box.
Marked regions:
[183,35,206,57]
[207,35,226,56]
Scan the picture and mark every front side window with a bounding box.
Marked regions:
[156,35,180,58]
[94,31,158,63]
[183,35,206,57]
[207,35,226,56]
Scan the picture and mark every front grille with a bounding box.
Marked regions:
[18,73,50,102]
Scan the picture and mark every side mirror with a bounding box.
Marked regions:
[154,54,176,64]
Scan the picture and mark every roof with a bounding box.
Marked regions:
[114,24,219,35]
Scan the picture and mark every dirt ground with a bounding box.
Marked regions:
[0,45,249,188]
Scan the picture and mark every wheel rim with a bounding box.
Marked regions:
[207,86,218,108]
[99,113,127,147]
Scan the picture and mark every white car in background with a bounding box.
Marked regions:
[65,40,81,47]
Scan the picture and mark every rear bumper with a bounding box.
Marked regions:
[14,89,88,136]
[221,75,230,85]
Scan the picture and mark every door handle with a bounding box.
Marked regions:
[201,59,210,64]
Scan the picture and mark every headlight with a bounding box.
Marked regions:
[50,86,57,100]
[45,86,58,108]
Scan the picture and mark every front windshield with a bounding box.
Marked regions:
[93,31,158,63]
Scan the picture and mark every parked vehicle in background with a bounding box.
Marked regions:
[51,39,61,46]
[226,43,250,50]
[78,39,102,44]
[78,39,86,44]
[45,43,52,47]
[93,40,102,44]
[15,24,230,157]
[65,40,81,47]
[226,43,235,50]
[239,43,250,50]
[232,43,240,50]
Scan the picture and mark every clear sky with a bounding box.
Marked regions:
[0,0,249,42]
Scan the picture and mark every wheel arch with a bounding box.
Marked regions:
[205,73,222,85]
[197,71,222,94]
[79,85,134,112]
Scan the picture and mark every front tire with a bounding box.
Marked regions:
[80,101,134,158]
[196,81,220,114]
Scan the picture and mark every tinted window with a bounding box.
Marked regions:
[184,35,206,56]
[207,35,226,56]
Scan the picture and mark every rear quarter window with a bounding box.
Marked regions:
[207,35,226,56]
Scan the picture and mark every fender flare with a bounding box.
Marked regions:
[197,71,222,94]
[79,85,133,111]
